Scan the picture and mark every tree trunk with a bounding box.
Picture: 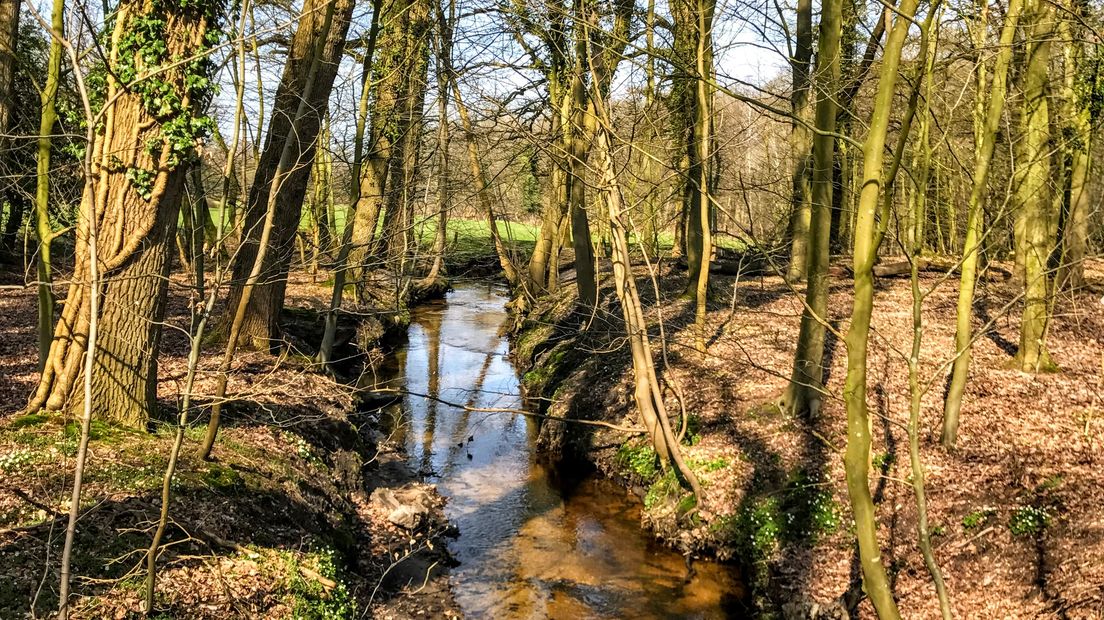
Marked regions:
[26,0,217,430]
[843,0,922,613]
[566,74,597,308]
[223,0,354,350]
[785,0,814,283]
[782,0,841,418]
[418,0,453,290]
[1013,0,1057,372]
[690,0,715,349]
[33,0,65,371]
[942,0,1023,447]
[348,0,428,296]
[590,82,702,504]
[316,0,382,364]
[1055,7,1093,291]
[450,68,521,288]
[379,3,431,280]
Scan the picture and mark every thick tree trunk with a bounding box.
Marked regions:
[224,0,354,350]
[349,0,429,296]
[26,0,216,429]
[380,4,431,278]
[1013,0,1057,372]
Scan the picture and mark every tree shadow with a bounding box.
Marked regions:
[975,296,1017,357]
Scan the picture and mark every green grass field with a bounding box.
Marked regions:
[202,202,744,265]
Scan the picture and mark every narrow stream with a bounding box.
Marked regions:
[376,283,744,618]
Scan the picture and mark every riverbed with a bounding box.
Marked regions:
[375,284,744,618]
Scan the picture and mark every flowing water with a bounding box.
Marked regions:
[375,283,744,619]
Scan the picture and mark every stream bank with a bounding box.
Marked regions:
[510,262,1104,619]
[363,283,746,618]
[0,271,461,618]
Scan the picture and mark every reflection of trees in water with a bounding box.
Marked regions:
[420,309,443,473]
[405,290,741,618]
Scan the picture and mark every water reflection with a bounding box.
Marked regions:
[376,284,744,619]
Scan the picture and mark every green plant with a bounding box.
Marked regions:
[201,463,243,491]
[961,507,996,530]
[0,449,37,473]
[682,413,702,446]
[8,413,49,429]
[737,496,783,561]
[644,469,680,509]
[1009,505,1050,536]
[690,456,729,473]
[285,547,355,619]
[616,442,658,481]
[872,451,895,471]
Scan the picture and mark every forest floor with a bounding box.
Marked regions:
[514,258,1104,619]
[0,265,462,619]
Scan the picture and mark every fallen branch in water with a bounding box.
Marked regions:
[371,388,646,434]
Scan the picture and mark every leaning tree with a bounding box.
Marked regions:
[26,0,221,429]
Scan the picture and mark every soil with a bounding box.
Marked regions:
[512,258,1104,619]
[0,266,461,619]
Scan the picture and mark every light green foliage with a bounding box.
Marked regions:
[644,469,680,509]
[1009,505,1050,536]
[961,507,996,530]
[712,469,840,563]
[616,441,658,481]
[284,547,356,619]
[692,456,729,473]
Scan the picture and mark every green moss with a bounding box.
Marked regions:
[676,493,698,516]
[63,419,128,444]
[8,413,49,429]
[200,463,243,491]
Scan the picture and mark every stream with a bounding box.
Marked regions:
[375,283,744,618]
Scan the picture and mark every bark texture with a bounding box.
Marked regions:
[27,0,216,429]
[225,0,354,350]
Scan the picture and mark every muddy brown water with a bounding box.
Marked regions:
[375,283,745,618]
